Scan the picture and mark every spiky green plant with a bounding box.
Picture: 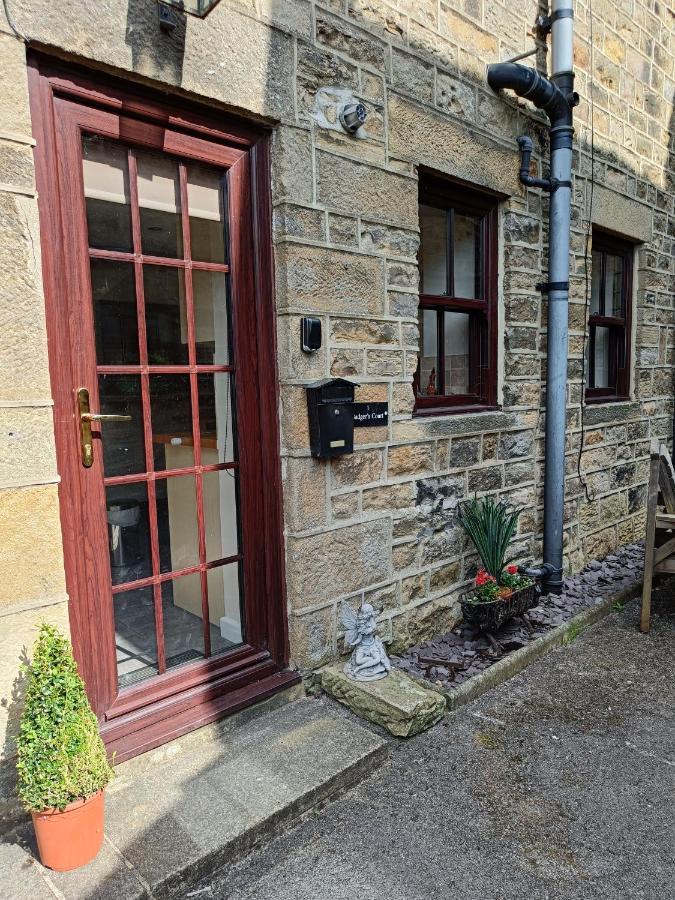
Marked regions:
[457,495,521,579]
[16,624,113,813]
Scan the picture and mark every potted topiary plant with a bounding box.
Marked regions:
[16,624,114,872]
[457,495,539,631]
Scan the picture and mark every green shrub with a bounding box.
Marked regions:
[16,624,113,813]
[458,494,521,579]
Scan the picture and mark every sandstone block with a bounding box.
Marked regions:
[468,465,503,492]
[388,443,434,477]
[0,485,66,607]
[276,242,385,315]
[331,349,363,376]
[388,597,462,654]
[498,430,534,460]
[359,222,419,258]
[315,9,387,69]
[328,213,359,246]
[284,456,327,531]
[286,519,391,608]
[331,492,360,521]
[391,47,434,103]
[320,664,445,737]
[316,151,418,227]
[288,606,335,670]
[272,127,315,205]
[332,449,384,487]
[273,203,325,241]
[366,349,404,376]
[387,93,520,197]
[362,482,414,511]
[331,318,398,345]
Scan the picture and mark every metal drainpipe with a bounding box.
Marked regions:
[487,1,576,594]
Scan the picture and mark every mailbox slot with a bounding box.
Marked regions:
[306,378,356,458]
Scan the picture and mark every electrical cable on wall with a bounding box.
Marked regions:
[576,0,595,503]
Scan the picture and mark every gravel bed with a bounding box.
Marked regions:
[394,542,644,691]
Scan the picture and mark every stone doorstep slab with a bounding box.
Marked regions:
[411,583,643,712]
[319,664,446,737]
[3,698,387,900]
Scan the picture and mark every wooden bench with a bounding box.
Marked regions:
[641,440,675,633]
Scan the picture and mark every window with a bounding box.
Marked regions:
[586,232,633,401]
[414,176,498,413]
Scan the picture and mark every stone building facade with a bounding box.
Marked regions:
[0,0,673,817]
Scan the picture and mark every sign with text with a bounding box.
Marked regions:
[352,402,388,428]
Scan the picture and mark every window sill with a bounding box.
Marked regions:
[584,394,630,405]
[413,404,501,418]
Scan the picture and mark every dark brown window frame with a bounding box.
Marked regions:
[414,175,499,416]
[586,231,634,403]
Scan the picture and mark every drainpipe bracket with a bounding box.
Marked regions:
[536,281,569,293]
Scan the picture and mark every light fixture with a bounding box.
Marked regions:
[158,0,222,21]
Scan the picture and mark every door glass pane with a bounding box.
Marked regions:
[91,260,139,365]
[591,250,602,315]
[187,164,226,264]
[594,326,610,388]
[144,266,189,365]
[150,374,195,470]
[136,151,183,258]
[114,586,158,688]
[418,309,438,397]
[105,482,152,585]
[453,214,481,299]
[203,469,239,562]
[604,253,624,317]
[444,311,470,394]
[207,564,243,648]
[420,205,447,295]
[193,270,229,364]
[82,136,132,252]
[198,373,235,463]
[156,475,200,574]
[98,375,145,477]
[161,574,210,669]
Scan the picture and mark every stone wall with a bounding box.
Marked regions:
[0,0,672,787]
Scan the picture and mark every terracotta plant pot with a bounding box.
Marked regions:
[32,790,104,871]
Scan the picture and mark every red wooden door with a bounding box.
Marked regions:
[29,58,297,762]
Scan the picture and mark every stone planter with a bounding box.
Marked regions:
[460,582,539,632]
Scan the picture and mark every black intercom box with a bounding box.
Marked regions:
[306,378,355,458]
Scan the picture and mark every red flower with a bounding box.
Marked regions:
[507,564,518,575]
[475,569,496,586]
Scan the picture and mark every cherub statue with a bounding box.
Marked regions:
[341,602,391,682]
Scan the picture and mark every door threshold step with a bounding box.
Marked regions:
[2,697,387,900]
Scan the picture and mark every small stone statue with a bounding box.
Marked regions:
[342,602,391,682]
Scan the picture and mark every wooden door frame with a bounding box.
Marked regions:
[28,54,298,762]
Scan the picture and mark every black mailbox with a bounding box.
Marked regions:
[306,378,356,458]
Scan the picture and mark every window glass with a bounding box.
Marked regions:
[443,312,471,394]
[593,326,610,388]
[590,250,602,315]
[604,253,624,317]
[453,214,481,299]
[419,205,447,295]
[418,309,438,396]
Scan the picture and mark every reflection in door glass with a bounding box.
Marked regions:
[82,136,133,252]
[90,259,139,365]
[155,475,200,574]
[105,482,152,586]
[114,586,159,688]
[198,373,235,463]
[143,265,188,365]
[150,374,194,471]
[207,564,243,646]
[98,375,145,477]
[136,151,183,258]
[193,270,229,364]
[203,469,239,562]
[187,164,226,264]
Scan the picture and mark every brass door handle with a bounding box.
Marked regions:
[81,413,132,423]
[77,387,131,468]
